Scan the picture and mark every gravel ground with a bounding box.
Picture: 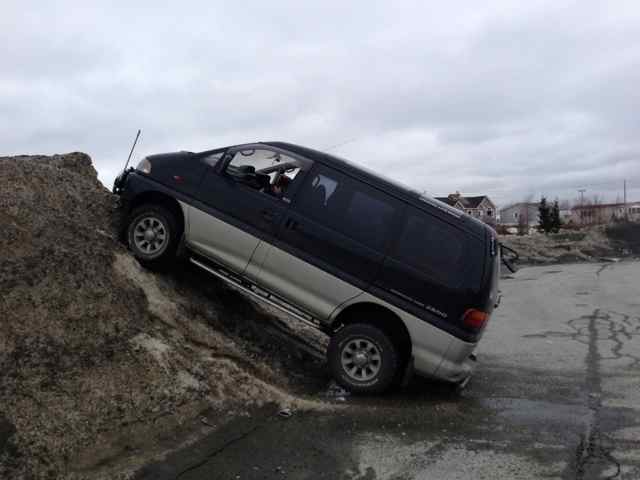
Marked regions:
[138,261,640,480]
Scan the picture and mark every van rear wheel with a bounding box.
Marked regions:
[328,323,399,394]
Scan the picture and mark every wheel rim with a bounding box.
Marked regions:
[340,338,382,382]
[132,216,168,255]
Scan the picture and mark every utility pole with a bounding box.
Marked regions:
[578,189,586,225]
[624,179,628,221]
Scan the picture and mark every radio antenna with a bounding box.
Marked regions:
[124,129,141,170]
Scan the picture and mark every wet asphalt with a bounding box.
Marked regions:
[136,261,640,480]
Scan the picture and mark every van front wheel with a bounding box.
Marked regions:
[328,323,399,394]
[126,204,179,269]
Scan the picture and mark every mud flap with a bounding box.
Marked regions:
[455,353,477,391]
[176,233,188,259]
[400,356,415,388]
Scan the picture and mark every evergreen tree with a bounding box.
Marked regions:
[538,197,552,234]
[550,200,562,233]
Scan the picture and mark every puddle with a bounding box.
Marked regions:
[481,398,591,428]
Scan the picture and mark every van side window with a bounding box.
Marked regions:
[311,174,338,205]
[224,148,310,201]
[296,167,396,252]
[346,191,394,250]
[392,208,465,287]
[203,151,224,167]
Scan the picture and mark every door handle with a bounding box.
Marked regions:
[260,209,276,222]
[285,218,300,230]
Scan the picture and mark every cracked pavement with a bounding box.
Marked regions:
[137,261,640,480]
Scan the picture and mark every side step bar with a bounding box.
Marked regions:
[189,257,322,331]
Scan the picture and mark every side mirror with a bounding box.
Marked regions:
[500,243,519,273]
[503,258,518,273]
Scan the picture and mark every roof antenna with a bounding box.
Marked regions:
[112,129,141,194]
[123,129,141,170]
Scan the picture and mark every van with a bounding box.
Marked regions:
[114,141,501,393]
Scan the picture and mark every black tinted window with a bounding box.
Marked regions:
[296,167,396,252]
[346,191,395,249]
[393,208,465,286]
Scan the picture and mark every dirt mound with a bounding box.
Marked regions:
[500,226,638,265]
[0,154,327,479]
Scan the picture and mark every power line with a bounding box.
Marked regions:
[323,137,361,152]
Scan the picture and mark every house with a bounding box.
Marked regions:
[435,192,496,225]
[571,201,640,225]
[499,203,540,227]
[559,208,573,223]
[629,202,640,221]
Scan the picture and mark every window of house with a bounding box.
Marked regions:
[487,209,493,217]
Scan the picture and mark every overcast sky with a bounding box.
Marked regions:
[2,1,639,207]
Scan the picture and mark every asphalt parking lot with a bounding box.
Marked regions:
[138,261,640,480]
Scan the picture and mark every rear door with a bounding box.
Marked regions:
[254,163,401,319]
[371,205,484,335]
[187,146,309,275]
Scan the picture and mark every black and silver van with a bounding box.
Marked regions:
[114,141,501,393]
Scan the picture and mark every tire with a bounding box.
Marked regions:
[328,323,399,394]
[126,204,180,269]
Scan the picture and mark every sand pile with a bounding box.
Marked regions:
[0,154,326,479]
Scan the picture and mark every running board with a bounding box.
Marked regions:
[189,257,321,330]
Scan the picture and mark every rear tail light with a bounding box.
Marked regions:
[462,309,489,330]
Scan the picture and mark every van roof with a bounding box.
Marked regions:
[263,141,478,227]
[265,141,420,194]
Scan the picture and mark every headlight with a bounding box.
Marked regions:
[136,157,151,174]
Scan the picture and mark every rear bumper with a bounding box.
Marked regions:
[431,337,478,383]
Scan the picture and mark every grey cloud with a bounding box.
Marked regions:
[1,0,639,206]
